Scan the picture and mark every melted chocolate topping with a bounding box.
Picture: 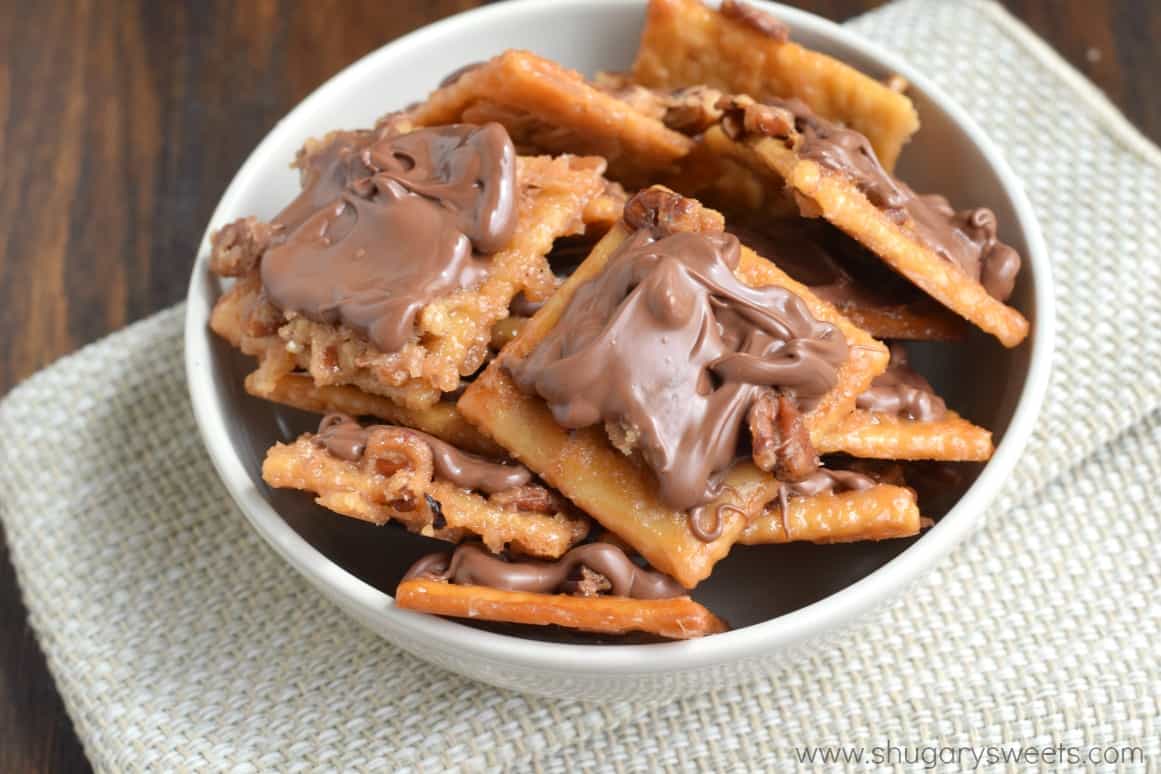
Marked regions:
[260,124,518,353]
[856,344,947,421]
[787,98,909,212]
[764,98,1021,301]
[272,130,378,234]
[403,542,685,599]
[507,227,848,514]
[314,414,531,494]
[901,193,1022,301]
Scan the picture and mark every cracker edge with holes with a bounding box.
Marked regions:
[739,482,922,544]
[816,409,994,461]
[396,579,727,639]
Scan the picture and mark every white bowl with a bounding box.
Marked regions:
[185,0,1053,702]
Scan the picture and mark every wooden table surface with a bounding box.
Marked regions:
[2,1,1157,770]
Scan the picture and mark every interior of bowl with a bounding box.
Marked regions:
[193,0,1039,641]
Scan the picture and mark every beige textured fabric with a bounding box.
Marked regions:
[2,0,1160,770]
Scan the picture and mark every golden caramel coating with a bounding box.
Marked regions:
[458,191,889,587]
[631,0,919,169]
[739,483,922,544]
[816,409,994,461]
[705,126,1030,347]
[208,154,607,408]
[263,429,589,559]
[396,579,727,639]
[408,50,694,188]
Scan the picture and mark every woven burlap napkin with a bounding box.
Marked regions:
[2,0,1159,770]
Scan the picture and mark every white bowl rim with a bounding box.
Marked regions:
[185,0,1055,676]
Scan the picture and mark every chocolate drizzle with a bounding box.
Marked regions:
[856,344,947,421]
[260,123,518,353]
[507,220,847,516]
[313,414,531,494]
[774,468,877,535]
[315,413,370,461]
[688,501,746,543]
[789,98,910,212]
[782,469,876,499]
[403,542,686,599]
[901,194,1021,301]
[752,98,1022,301]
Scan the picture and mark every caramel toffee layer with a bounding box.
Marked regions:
[727,97,1021,301]
[260,123,518,353]
[855,344,947,422]
[403,542,685,599]
[315,413,531,494]
[507,224,847,514]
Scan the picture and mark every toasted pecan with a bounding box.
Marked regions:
[209,217,280,277]
[749,390,820,480]
[489,484,567,514]
[623,187,725,236]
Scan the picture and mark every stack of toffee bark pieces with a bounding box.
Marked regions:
[208,0,1029,640]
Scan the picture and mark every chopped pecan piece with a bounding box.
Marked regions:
[623,187,725,236]
[575,566,613,597]
[749,389,819,481]
[716,95,795,142]
[489,484,566,514]
[209,217,280,276]
[662,86,726,134]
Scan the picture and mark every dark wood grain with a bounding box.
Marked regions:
[1,1,1156,770]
